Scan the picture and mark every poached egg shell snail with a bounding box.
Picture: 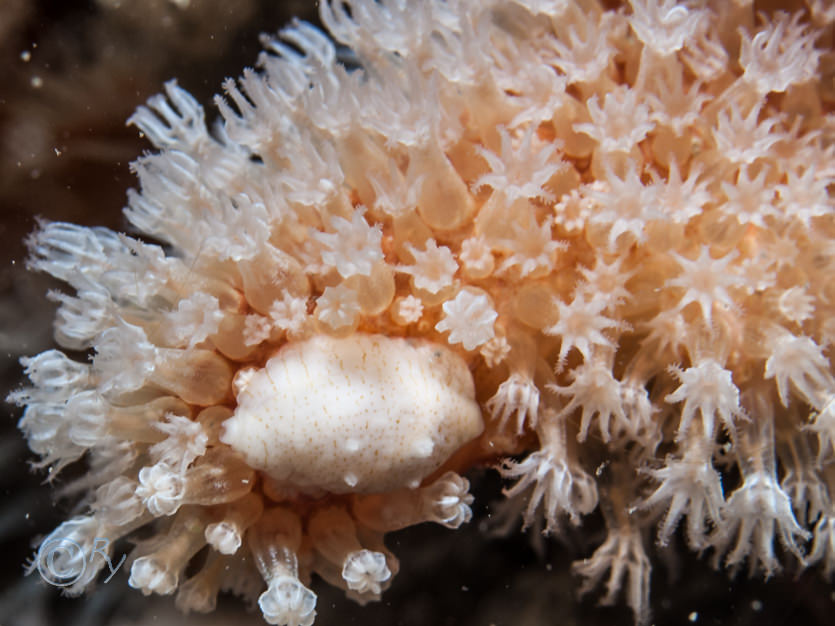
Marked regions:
[220,333,484,495]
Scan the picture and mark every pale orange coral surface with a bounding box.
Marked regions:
[7,1,835,625]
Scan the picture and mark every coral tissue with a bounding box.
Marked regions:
[9,1,835,624]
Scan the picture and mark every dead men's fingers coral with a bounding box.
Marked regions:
[8,1,835,624]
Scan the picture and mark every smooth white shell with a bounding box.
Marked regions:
[220,334,483,494]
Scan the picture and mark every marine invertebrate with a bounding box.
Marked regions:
[8,1,835,624]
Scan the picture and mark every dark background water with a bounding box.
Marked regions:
[0,2,833,625]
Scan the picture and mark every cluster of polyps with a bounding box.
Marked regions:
[9,1,835,624]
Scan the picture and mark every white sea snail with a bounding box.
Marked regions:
[222,334,483,496]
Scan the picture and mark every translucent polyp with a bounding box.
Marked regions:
[129,507,210,595]
[307,506,362,566]
[352,471,474,532]
[67,392,185,447]
[411,142,475,231]
[204,492,264,554]
[650,125,694,170]
[166,264,246,313]
[338,131,394,207]
[473,196,526,244]
[175,552,228,613]
[307,506,391,595]
[552,97,596,158]
[108,396,191,443]
[183,448,256,506]
[238,245,310,315]
[249,507,303,578]
[391,211,434,260]
[412,282,457,307]
[589,148,640,182]
[195,405,234,444]
[345,262,395,315]
[512,281,559,330]
[210,313,260,361]
[249,508,318,626]
[151,348,233,405]
[352,488,430,532]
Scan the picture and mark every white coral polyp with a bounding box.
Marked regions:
[544,292,619,365]
[435,289,497,351]
[16,350,90,395]
[129,557,178,596]
[495,219,564,278]
[487,373,541,434]
[777,286,815,325]
[136,463,186,516]
[63,391,108,447]
[545,8,616,84]
[718,166,776,227]
[550,358,629,443]
[474,126,562,204]
[479,336,510,368]
[627,0,700,56]
[712,103,784,166]
[314,284,360,330]
[421,471,475,528]
[50,287,115,350]
[270,291,310,338]
[712,470,810,577]
[150,413,208,470]
[92,477,145,526]
[640,435,723,549]
[259,577,317,626]
[573,519,651,624]
[399,240,458,294]
[665,359,743,440]
[393,295,423,325]
[665,247,747,325]
[92,324,158,395]
[502,440,598,530]
[776,166,834,227]
[314,210,384,279]
[764,333,833,407]
[243,314,273,346]
[204,521,242,555]
[574,89,655,154]
[585,162,664,249]
[458,236,494,278]
[341,549,391,595]
[163,292,223,348]
[739,11,821,95]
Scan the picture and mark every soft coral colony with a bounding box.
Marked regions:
[9,0,835,623]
